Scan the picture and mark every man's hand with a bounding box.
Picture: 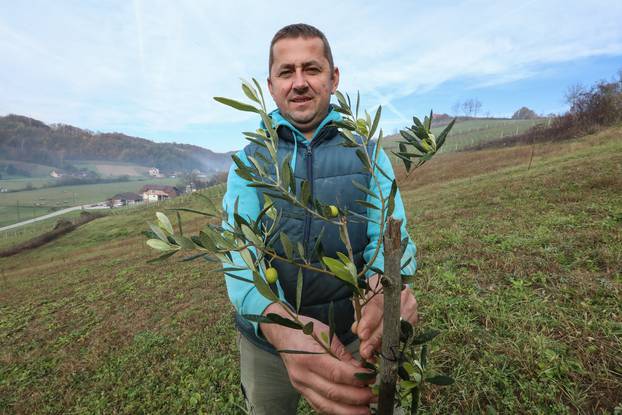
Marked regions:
[352,274,418,361]
[260,303,376,415]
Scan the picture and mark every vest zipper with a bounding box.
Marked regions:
[303,145,313,256]
[299,125,334,257]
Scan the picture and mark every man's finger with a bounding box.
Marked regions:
[360,325,383,360]
[301,371,376,407]
[303,387,372,415]
[309,356,373,387]
[358,302,382,340]
[401,290,418,324]
[361,291,418,359]
[330,338,363,368]
[404,296,418,323]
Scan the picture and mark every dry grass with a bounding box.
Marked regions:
[0,130,620,414]
[395,124,622,192]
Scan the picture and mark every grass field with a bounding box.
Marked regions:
[0,178,179,227]
[0,178,56,191]
[383,118,546,154]
[0,127,620,414]
[0,161,151,192]
[71,160,151,178]
[0,160,57,179]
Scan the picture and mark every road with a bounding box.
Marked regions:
[0,203,109,232]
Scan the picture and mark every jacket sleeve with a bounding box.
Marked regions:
[363,146,417,281]
[221,150,274,335]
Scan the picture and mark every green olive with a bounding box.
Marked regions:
[265,267,278,284]
[356,119,369,135]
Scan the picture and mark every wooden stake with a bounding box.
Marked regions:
[377,216,403,414]
[528,136,536,171]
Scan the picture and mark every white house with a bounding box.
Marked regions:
[109,192,143,207]
[140,185,180,202]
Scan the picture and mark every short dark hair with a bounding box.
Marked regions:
[269,23,334,75]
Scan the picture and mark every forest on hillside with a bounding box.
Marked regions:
[0,115,232,173]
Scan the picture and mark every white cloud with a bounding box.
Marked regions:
[337,0,622,103]
[0,0,621,148]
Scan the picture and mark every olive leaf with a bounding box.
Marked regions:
[322,256,357,288]
[156,212,173,235]
[147,239,175,252]
[213,96,259,113]
[425,375,454,386]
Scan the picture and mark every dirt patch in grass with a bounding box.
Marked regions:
[0,212,105,258]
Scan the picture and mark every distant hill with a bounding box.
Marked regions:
[0,114,233,174]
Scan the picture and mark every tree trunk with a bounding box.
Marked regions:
[377,216,403,414]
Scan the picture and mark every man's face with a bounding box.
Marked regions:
[268,36,339,136]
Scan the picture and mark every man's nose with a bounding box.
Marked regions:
[292,69,308,91]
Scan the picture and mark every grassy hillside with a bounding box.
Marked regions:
[0,160,58,179]
[71,160,152,177]
[0,177,57,191]
[0,127,620,414]
[383,118,546,154]
[0,160,165,194]
[0,159,152,188]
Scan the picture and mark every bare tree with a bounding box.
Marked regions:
[565,83,586,111]
[451,101,461,116]
[461,98,482,117]
[473,100,482,117]
[461,100,471,116]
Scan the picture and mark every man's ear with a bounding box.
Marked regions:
[331,67,340,93]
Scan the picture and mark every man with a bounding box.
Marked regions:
[222,23,418,414]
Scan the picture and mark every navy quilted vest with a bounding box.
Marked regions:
[235,122,375,354]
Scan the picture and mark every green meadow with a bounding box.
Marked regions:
[0,178,179,227]
[0,126,620,414]
[0,178,56,191]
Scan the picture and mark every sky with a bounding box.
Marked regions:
[1,0,621,153]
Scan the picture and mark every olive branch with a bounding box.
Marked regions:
[145,79,455,414]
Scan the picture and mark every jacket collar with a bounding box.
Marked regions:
[262,105,342,144]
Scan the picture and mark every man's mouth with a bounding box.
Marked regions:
[291,96,312,103]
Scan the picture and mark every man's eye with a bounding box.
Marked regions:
[279,70,292,77]
[307,67,320,74]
